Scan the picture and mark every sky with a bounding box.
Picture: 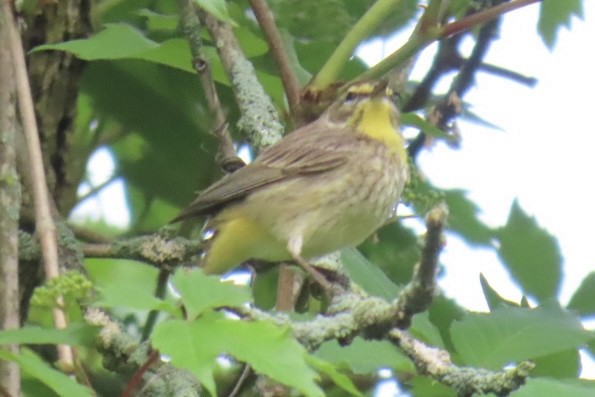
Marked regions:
[361,1,595,381]
[73,0,594,381]
[358,2,594,312]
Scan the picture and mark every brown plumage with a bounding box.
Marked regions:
[172,81,408,276]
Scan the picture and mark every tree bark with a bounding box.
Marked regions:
[21,0,94,216]
[0,6,22,395]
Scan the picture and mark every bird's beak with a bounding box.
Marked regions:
[371,80,389,98]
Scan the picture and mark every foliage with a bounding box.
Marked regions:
[3,0,593,396]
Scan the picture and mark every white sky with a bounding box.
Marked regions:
[359,2,594,313]
[363,1,595,381]
[73,0,594,381]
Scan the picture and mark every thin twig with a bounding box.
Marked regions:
[75,175,117,205]
[198,9,284,148]
[0,10,21,394]
[478,63,538,87]
[353,0,540,84]
[248,0,301,120]
[228,364,252,397]
[68,223,114,244]
[2,0,73,368]
[178,0,245,172]
[441,0,540,38]
[408,6,504,159]
[141,270,170,341]
[119,350,160,397]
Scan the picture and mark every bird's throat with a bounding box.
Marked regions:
[357,101,407,161]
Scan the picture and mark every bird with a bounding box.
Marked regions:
[172,80,409,285]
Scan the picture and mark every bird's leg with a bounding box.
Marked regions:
[287,236,333,293]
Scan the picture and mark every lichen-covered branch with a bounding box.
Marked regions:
[198,9,284,148]
[82,231,202,270]
[233,204,448,349]
[85,309,201,397]
[392,203,446,328]
[388,329,533,396]
[178,0,245,173]
[0,9,21,394]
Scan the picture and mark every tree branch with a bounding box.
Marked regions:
[392,203,446,328]
[0,8,21,394]
[248,0,301,120]
[388,328,533,396]
[198,9,284,148]
[178,0,246,173]
[354,0,540,84]
[2,0,73,368]
[408,3,506,159]
[84,308,201,397]
[82,231,202,269]
[76,202,529,395]
[234,204,448,348]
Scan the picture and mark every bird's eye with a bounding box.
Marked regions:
[344,92,358,103]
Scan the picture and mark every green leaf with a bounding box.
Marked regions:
[81,60,219,208]
[86,258,159,289]
[152,319,219,395]
[480,273,517,310]
[443,189,493,245]
[194,0,237,26]
[33,24,158,59]
[269,0,354,43]
[152,313,324,397]
[496,200,562,301]
[510,378,595,397]
[358,222,421,285]
[428,295,466,352]
[0,324,97,346]
[409,312,445,349]
[95,281,176,313]
[235,27,269,58]
[252,267,280,310]
[134,39,195,73]
[136,9,179,31]
[340,247,400,301]
[171,268,251,320]
[538,0,583,49]
[316,337,413,375]
[305,355,362,396]
[408,375,457,397]
[402,113,450,139]
[567,272,595,317]
[531,349,581,379]
[450,303,591,369]
[279,29,313,85]
[87,259,178,314]
[0,349,93,397]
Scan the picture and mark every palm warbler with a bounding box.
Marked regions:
[173,80,409,276]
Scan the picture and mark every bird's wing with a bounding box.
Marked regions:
[171,124,356,221]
